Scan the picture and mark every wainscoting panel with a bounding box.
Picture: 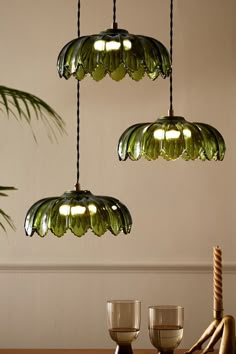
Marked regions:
[0,263,235,349]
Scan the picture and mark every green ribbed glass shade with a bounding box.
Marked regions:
[24,190,132,237]
[118,116,226,161]
[57,28,171,81]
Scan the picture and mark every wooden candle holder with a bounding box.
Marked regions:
[185,247,236,354]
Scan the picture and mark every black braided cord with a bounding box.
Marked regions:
[113,0,117,25]
[76,0,80,187]
[169,0,174,116]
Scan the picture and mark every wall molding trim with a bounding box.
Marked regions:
[0,262,235,273]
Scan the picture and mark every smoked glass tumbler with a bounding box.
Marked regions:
[107,300,141,354]
[148,305,184,354]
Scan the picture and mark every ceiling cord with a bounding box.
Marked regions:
[113,0,118,29]
[76,0,81,191]
[169,0,174,116]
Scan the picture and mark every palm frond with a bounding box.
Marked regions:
[0,186,17,231]
[0,85,66,233]
[0,85,66,142]
[0,185,17,197]
[0,209,15,231]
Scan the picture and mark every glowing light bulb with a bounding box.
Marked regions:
[71,205,86,216]
[88,204,97,214]
[154,129,165,140]
[183,128,192,138]
[94,40,106,51]
[106,41,121,51]
[166,130,181,139]
[59,205,70,216]
[123,39,132,50]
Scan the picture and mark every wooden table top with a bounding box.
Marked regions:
[0,350,218,354]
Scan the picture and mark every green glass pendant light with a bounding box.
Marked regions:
[118,0,226,161]
[57,0,171,82]
[24,1,132,238]
[24,188,132,237]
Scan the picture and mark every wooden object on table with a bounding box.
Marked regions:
[186,246,236,354]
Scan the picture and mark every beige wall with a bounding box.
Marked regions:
[0,0,235,349]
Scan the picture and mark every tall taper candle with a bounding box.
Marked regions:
[213,246,223,315]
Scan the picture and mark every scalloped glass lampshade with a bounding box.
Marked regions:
[118,116,226,161]
[57,28,171,81]
[24,190,132,237]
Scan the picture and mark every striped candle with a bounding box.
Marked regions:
[213,246,223,313]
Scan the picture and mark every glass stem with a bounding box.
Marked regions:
[115,344,133,354]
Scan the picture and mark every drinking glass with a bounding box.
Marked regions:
[107,300,141,354]
[148,305,184,354]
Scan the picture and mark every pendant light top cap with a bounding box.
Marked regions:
[157,115,186,124]
[99,28,129,35]
[112,22,118,30]
[62,189,92,198]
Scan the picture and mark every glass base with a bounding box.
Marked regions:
[115,344,133,354]
[157,351,174,354]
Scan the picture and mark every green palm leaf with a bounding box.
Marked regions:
[0,185,17,197]
[0,209,15,232]
[0,85,66,142]
[0,86,66,232]
[0,186,17,231]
